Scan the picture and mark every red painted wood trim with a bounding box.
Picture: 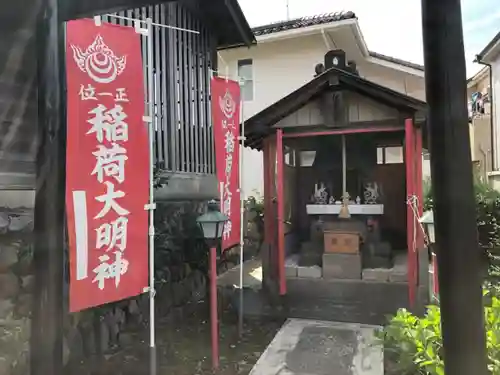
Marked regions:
[405,118,416,307]
[282,125,403,139]
[415,127,424,248]
[276,129,287,295]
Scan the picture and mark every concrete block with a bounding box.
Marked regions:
[362,268,390,282]
[389,268,408,282]
[297,265,322,279]
[286,265,298,277]
[390,253,408,282]
[322,253,362,280]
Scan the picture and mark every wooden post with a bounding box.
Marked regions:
[31,0,65,373]
[421,0,488,373]
[262,137,272,293]
[276,128,286,295]
[415,127,423,247]
[405,118,416,307]
[263,138,272,246]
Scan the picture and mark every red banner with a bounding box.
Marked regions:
[211,77,241,250]
[66,19,149,312]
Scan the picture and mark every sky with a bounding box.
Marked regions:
[237,0,500,77]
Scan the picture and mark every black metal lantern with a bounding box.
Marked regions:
[196,200,229,248]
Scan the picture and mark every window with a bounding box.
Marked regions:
[377,146,404,164]
[237,59,254,101]
[300,151,316,167]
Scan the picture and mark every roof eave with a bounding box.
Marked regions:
[223,0,255,48]
[254,18,357,44]
[467,66,489,88]
[243,68,427,150]
[349,20,425,77]
[477,31,500,64]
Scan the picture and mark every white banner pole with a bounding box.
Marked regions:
[145,17,157,375]
[238,93,246,336]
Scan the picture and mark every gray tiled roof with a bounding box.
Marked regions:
[251,12,424,72]
[252,11,357,36]
[368,51,424,71]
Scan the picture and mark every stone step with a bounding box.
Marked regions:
[323,253,362,280]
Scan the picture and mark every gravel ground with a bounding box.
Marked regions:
[70,302,283,375]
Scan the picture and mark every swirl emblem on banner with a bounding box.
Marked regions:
[71,35,127,84]
[219,90,236,119]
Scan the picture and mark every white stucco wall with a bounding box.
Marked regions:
[219,33,425,197]
[491,55,500,170]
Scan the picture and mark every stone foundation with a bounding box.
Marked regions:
[0,207,34,375]
[0,198,217,375]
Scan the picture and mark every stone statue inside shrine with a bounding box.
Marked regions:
[364,182,380,204]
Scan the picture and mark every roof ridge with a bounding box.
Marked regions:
[251,11,356,36]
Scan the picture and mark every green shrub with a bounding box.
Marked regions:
[423,177,500,276]
[379,293,500,375]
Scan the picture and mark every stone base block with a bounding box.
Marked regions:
[362,268,391,282]
[322,253,362,280]
[297,265,322,279]
[286,265,298,277]
[389,270,408,282]
[390,254,408,282]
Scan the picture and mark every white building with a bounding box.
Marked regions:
[475,31,500,187]
[218,12,427,196]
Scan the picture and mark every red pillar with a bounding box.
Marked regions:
[405,118,416,307]
[209,246,219,370]
[276,129,286,295]
[415,127,424,248]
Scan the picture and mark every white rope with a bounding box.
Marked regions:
[406,194,429,248]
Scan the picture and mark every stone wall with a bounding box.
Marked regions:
[63,200,211,367]
[0,207,34,375]
[0,197,264,374]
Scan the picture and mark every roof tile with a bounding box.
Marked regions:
[252,11,356,36]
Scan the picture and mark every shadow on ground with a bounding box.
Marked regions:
[69,301,283,375]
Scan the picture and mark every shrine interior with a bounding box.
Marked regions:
[282,131,408,273]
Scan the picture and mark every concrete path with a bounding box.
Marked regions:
[217,258,262,289]
[249,319,383,375]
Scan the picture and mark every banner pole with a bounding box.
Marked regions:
[238,96,245,337]
[146,17,157,375]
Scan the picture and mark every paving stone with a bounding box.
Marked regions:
[322,253,361,280]
[297,266,322,279]
[362,268,390,282]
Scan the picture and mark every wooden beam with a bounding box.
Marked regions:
[62,0,174,20]
[421,0,488,373]
[282,124,403,138]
